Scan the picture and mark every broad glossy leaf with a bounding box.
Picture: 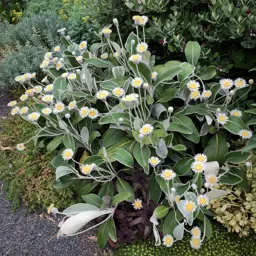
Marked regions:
[63,134,76,151]
[47,135,63,152]
[103,129,125,148]
[111,148,134,168]
[223,116,247,135]
[53,77,68,101]
[85,58,114,68]
[116,178,135,202]
[82,194,103,208]
[173,158,194,176]
[133,143,150,174]
[185,41,201,66]
[149,173,162,203]
[199,66,217,80]
[111,192,132,205]
[225,151,251,163]
[153,205,169,219]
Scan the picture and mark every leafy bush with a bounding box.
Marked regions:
[0,0,25,23]
[0,107,76,211]
[7,18,256,249]
[0,12,66,86]
[210,155,256,236]
[116,222,256,256]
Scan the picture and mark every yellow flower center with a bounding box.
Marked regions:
[138,45,146,52]
[64,151,72,158]
[208,176,217,184]
[81,109,88,116]
[241,131,249,137]
[163,171,173,179]
[196,156,205,162]
[30,113,38,119]
[199,197,207,205]
[150,159,158,165]
[191,91,199,98]
[185,202,195,212]
[189,83,197,89]
[191,237,201,247]
[89,110,97,117]
[219,115,227,122]
[56,63,62,69]
[192,229,200,237]
[133,79,141,86]
[236,80,244,87]
[142,126,151,134]
[203,91,211,97]
[114,89,122,95]
[80,42,86,48]
[164,237,173,245]
[194,164,203,171]
[82,165,92,174]
[134,201,142,209]
[99,92,107,98]
[232,111,239,116]
[56,104,64,111]
[223,81,231,87]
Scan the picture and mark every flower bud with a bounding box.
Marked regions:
[171,187,176,193]
[216,108,221,113]
[192,184,197,190]
[60,58,64,62]
[168,106,174,113]
[113,18,119,25]
[72,51,76,55]
[249,79,254,85]
[76,69,81,73]
[131,40,135,45]
[143,83,149,89]
[246,162,251,167]
[65,113,71,119]
[66,35,71,40]
[204,182,210,188]
[91,163,97,169]
[118,118,123,122]
[230,90,235,96]
[200,188,205,194]
[139,134,144,139]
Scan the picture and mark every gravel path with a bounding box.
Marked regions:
[0,89,107,256]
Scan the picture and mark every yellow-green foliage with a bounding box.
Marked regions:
[0,103,76,211]
[210,157,256,236]
[116,223,256,256]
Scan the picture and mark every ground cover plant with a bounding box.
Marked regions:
[7,16,256,250]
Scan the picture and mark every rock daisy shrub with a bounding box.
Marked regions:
[7,17,256,249]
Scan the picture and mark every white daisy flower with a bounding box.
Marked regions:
[68,101,77,111]
[217,112,229,124]
[151,71,158,81]
[80,164,93,175]
[34,86,43,93]
[79,41,87,50]
[121,93,139,106]
[16,143,25,151]
[161,169,176,181]
[194,154,207,163]
[40,59,50,69]
[230,109,242,117]
[7,101,17,107]
[44,84,53,93]
[68,73,77,80]
[25,88,35,97]
[57,28,66,34]
[102,28,112,37]
[30,73,36,79]
[53,46,61,52]
[44,52,52,59]
[190,237,201,249]
[220,78,233,90]
[190,90,200,100]
[62,148,74,161]
[184,200,196,213]
[20,94,28,102]
[88,108,99,119]
[162,234,174,247]
[139,16,148,26]
[187,80,200,91]
[96,90,110,100]
[197,195,209,206]
[129,54,142,65]
[19,107,29,115]
[234,78,246,89]
[140,124,153,135]
[79,107,89,118]
[113,52,120,58]
[28,112,40,122]
[41,108,52,116]
[191,161,204,173]
[202,90,212,99]
[133,15,142,25]
[205,174,218,188]
[76,56,83,63]
[132,199,143,210]
[131,77,143,88]
[23,73,31,81]
[191,227,201,238]
[56,61,63,70]
[42,95,54,104]
[136,42,148,53]
[11,106,20,116]
[15,75,25,83]
[112,87,124,97]
[148,156,161,167]
[61,72,69,78]
[54,102,65,113]
[100,53,108,59]
[239,129,252,139]
[41,77,48,83]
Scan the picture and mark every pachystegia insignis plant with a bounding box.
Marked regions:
[8,16,256,249]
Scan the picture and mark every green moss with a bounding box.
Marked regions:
[116,223,256,256]
[0,109,77,211]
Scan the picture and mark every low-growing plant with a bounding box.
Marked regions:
[0,109,76,211]
[7,17,256,249]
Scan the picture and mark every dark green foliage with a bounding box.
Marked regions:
[116,223,256,256]
[0,105,76,211]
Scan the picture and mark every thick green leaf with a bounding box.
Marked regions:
[55,166,73,180]
[133,143,150,174]
[111,192,132,205]
[173,158,194,176]
[225,151,251,163]
[153,205,169,219]
[103,129,125,148]
[125,32,139,54]
[86,58,114,68]
[163,211,183,235]
[156,175,171,195]
[219,168,243,185]
[97,221,109,248]
[223,116,247,135]
[168,121,193,134]
[180,104,214,119]
[204,134,228,165]
[99,113,131,125]
[53,176,73,189]
[155,66,182,85]
[82,194,103,208]
[156,88,177,103]
[111,148,134,168]
[245,108,256,115]
[149,173,162,203]
[242,140,256,152]
[75,180,99,196]
[81,127,89,144]
[98,182,114,197]
[185,41,201,66]
[178,62,195,82]
[53,77,68,101]
[63,134,76,151]
[116,178,135,202]
[101,80,119,91]
[107,217,117,242]
[199,66,217,80]
[172,144,187,152]
[47,136,63,152]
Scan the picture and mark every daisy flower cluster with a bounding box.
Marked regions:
[220,78,247,91]
[186,80,212,101]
